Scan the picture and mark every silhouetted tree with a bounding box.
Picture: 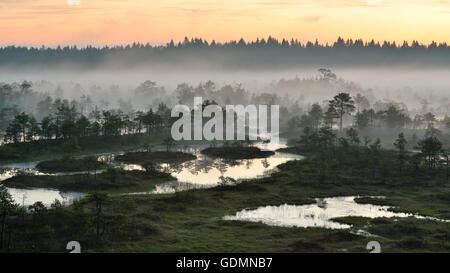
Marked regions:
[417,137,442,170]
[394,133,408,171]
[162,137,176,152]
[328,93,355,131]
[85,192,110,240]
[0,185,17,249]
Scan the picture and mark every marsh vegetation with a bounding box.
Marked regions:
[0,66,449,253]
[35,156,109,173]
[201,146,275,160]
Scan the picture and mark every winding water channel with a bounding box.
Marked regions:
[1,140,448,233]
[222,196,450,230]
[0,140,301,205]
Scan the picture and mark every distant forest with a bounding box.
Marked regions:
[1,37,450,69]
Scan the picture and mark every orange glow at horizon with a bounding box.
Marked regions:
[1,0,450,46]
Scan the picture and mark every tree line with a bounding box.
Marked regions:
[2,37,450,68]
[3,102,173,144]
[0,184,119,252]
[297,124,448,186]
[292,92,448,183]
[2,84,449,148]
[290,92,450,136]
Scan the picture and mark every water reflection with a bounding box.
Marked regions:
[223,196,450,229]
[254,141,288,151]
[0,168,47,181]
[1,140,301,203]
[0,164,94,206]
[151,181,212,194]
[97,152,146,171]
[0,167,107,182]
[7,187,85,207]
[1,161,39,169]
[99,141,302,193]
[157,152,300,186]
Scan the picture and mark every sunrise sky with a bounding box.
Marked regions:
[1,0,450,46]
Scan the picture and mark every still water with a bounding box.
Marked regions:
[1,140,302,204]
[223,196,449,229]
[97,142,302,194]
[152,148,302,194]
[7,187,85,207]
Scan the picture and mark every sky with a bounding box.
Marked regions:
[1,0,450,46]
